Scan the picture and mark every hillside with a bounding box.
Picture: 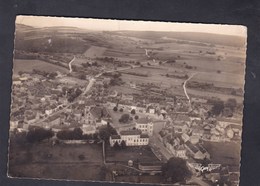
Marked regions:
[110,31,246,47]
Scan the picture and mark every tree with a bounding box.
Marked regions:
[78,74,86,80]
[119,114,130,123]
[134,115,139,120]
[225,98,237,111]
[73,127,83,140]
[121,140,127,149]
[26,127,54,143]
[99,123,118,141]
[119,108,123,112]
[113,107,118,112]
[113,141,121,150]
[130,109,136,115]
[210,100,224,116]
[162,157,192,184]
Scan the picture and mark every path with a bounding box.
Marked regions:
[183,73,197,105]
[68,56,76,73]
[144,49,150,58]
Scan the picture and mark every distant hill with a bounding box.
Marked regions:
[110,31,246,47]
[15,24,35,31]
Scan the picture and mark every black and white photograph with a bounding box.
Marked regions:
[8,16,247,186]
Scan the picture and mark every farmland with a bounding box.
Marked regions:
[13,59,69,75]
[105,145,160,163]
[203,141,241,166]
[8,138,105,181]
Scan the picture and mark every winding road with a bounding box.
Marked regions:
[183,73,197,105]
[144,49,150,58]
[68,56,76,73]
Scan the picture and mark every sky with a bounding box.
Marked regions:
[16,15,247,37]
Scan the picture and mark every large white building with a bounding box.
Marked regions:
[109,130,149,147]
[135,117,153,136]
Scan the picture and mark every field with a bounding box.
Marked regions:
[115,175,163,184]
[13,59,69,75]
[203,141,241,166]
[105,145,160,163]
[8,139,105,181]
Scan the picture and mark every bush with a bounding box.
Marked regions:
[26,127,54,143]
[119,114,130,123]
[78,154,85,160]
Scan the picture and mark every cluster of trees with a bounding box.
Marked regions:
[185,65,195,70]
[56,127,84,140]
[208,98,237,117]
[81,61,98,68]
[26,127,54,143]
[114,108,139,121]
[98,123,118,141]
[109,73,124,86]
[113,140,127,150]
[32,69,58,79]
[65,87,82,102]
[119,113,131,123]
[96,57,115,63]
[165,73,189,80]
[162,157,192,184]
[113,107,126,113]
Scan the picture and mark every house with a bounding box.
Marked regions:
[181,133,190,143]
[210,135,221,142]
[135,117,153,136]
[45,107,53,115]
[110,130,149,147]
[47,115,61,126]
[196,143,210,159]
[84,110,96,125]
[191,97,208,104]
[81,125,96,134]
[185,141,210,160]
[74,110,83,121]
[173,123,189,134]
[138,162,163,175]
[10,120,19,131]
[88,106,111,126]
[190,135,200,144]
[174,145,188,159]
[96,119,109,128]
[109,135,122,147]
[129,82,136,88]
[122,94,134,101]
[147,106,155,114]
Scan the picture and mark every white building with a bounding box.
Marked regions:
[109,130,149,147]
[135,117,153,136]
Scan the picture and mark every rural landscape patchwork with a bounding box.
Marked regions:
[8,17,247,186]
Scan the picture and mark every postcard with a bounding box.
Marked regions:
[8,15,247,185]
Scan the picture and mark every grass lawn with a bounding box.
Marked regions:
[115,175,164,185]
[203,141,241,166]
[8,140,105,181]
[105,145,160,163]
[13,59,69,75]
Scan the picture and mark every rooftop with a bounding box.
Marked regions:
[111,135,121,139]
[185,141,199,154]
[136,117,152,124]
[140,134,149,138]
[120,130,142,136]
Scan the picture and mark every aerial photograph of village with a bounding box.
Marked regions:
[8,16,247,186]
